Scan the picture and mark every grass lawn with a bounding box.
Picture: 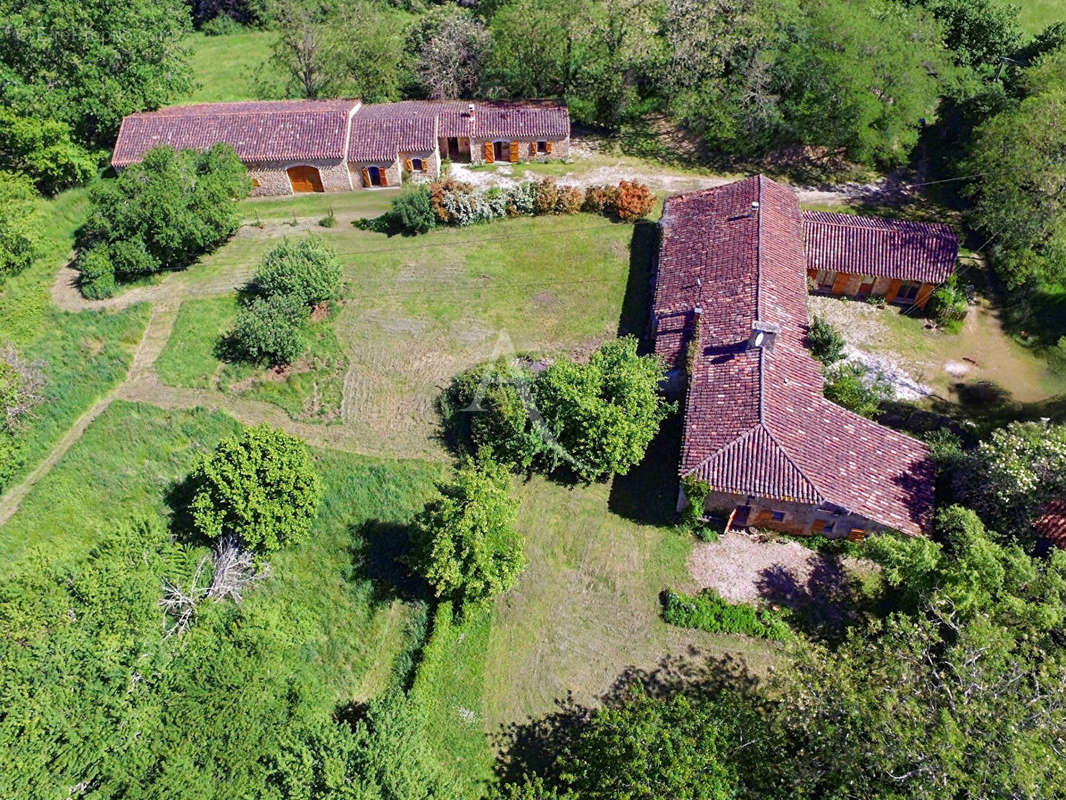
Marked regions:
[1013,1,1064,35]
[0,399,447,703]
[178,30,282,104]
[161,200,643,459]
[156,295,348,423]
[0,185,149,494]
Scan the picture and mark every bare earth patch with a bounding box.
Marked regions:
[688,532,821,605]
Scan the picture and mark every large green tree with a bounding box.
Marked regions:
[774,0,952,166]
[0,0,192,147]
[963,49,1066,287]
[0,109,97,194]
[77,144,251,297]
[0,171,39,282]
[413,456,526,610]
[189,424,323,553]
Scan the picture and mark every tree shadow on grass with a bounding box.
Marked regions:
[347,519,432,606]
[607,412,682,527]
[756,556,861,643]
[492,647,762,786]
[162,473,215,549]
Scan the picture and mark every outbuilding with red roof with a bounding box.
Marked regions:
[111,98,570,196]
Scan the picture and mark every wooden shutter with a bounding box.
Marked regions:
[404,158,413,172]
[528,141,537,156]
[830,272,850,297]
[509,140,519,162]
[545,140,553,154]
[884,278,903,304]
[361,167,371,187]
[483,141,494,163]
[380,168,388,187]
[914,283,935,309]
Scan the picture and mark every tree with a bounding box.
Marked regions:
[228,293,308,365]
[412,456,526,609]
[774,0,951,166]
[0,109,97,194]
[823,361,892,418]
[407,7,491,99]
[77,144,251,297]
[954,420,1066,536]
[189,424,322,553]
[534,337,673,481]
[0,171,39,281]
[962,49,1066,287]
[265,0,405,101]
[253,237,342,307]
[898,0,1022,70]
[806,315,845,365]
[0,0,192,147]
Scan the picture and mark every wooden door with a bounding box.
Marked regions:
[830,271,850,296]
[483,141,494,163]
[858,275,876,296]
[509,140,519,162]
[287,165,323,193]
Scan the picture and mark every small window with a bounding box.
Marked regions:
[816,520,834,534]
[536,140,548,154]
[771,511,785,522]
[898,281,920,302]
[411,158,424,172]
[251,177,260,188]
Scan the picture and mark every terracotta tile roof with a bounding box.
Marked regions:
[654,176,935,536]
[111,100,360,166]
[803,210,959,284]
[1033,500,1066,548]
[346,99,569,161]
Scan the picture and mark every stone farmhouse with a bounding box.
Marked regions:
[111,99,570,196]
[653,176,937,539]
[804,211,959,309]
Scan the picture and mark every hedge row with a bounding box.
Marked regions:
[661,588,792,641]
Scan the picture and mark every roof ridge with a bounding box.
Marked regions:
[756,175,765,425]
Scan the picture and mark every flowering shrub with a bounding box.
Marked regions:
[532,177,560,215]
[556,186,583,215]
[429,178,474,223]
[614,180,655,221]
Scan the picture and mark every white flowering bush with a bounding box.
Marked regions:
[956,421,1066,533]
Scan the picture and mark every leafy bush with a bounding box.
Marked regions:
[582,184,617,214]
[555,185,583,214]
[188,423,323,553]
[680,475,713,538]
[227,292,307,365]
[443,339,673,482]
[823,361,891,418]
[0,171,39,281]
[429,178,474,223]
[927,274,968,327]
[253,237,341,307]
[412,455,526,611]
[807,314,846,364]
[75,144,251,295]
[76,245,117,299]
[662,588,792,641]
[0,108,97,194]
[532,177,560,215]
[442,359,545,470]
[383,186,437,234]
[200,13,244,35]
[613,180,655,221]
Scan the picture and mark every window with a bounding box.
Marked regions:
[537,140,548,154]
[771,511,785,522]
[411,158,424,172]
[898,281,920,302]
[815,520,834,534]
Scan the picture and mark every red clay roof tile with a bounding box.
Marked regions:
[655,176,935,535]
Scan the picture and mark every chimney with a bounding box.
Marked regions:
[748,320,780,352]
[467,102,476,121]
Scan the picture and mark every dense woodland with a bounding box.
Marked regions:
[2,0,1066,797]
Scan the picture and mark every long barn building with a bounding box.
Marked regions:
[111,99,570,196]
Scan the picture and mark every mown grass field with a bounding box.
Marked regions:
[0,399,446,703]
[0,185,149,494]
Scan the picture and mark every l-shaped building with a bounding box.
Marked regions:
[653,176,942,539]
[111,98,571,196]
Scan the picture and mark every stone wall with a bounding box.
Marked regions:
[680,487,888,539]
[468,136,571,165]
[247,159,351,196]
[399,149,442,183]
[348,158,402,189]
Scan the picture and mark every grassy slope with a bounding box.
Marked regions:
[0,400,445,702]
[0,186,148,491]
[178,30,282,104]
[1015,1,1064,35]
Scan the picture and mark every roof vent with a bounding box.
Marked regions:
[467,102,476,119]
[751,201,760,212]
[748,320,780,352]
